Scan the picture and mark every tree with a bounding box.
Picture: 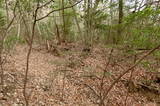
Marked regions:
[116,0,123,43]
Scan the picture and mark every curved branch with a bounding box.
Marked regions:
[36,0,83,21]
[102,44,160,102]
[6,0,18,30]
[38,0,54,9]
[138,0,160,11]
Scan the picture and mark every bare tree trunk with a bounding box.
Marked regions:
[62,0,66,42]
[118,0,123,25]
[108,0,113,43]
[36,21,43,45]
[110,0,113,23]
[0,32,5,91]
[90,0,94,47]
[17,19,21,39]
[86,0,91,45]
[17,1,31,45]
[116,0,123,43]
[23,2,39,105]
[83,0,87,44]
[54,20,61,45]
[68,0,83,42]
[5,0,9,23]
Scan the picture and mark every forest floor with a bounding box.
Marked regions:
[0,43,160,106]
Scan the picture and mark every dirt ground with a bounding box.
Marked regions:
[0,44,159,106]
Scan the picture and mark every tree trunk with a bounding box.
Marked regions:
[118,0,123,25]
[86,0,91,45]
[68,0,82,42]
[116,0,123,43]
[62,0,66,42]
[54,20,61,45]
[5,0,9,23]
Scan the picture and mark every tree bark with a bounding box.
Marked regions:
[116,0,123,43]
[5,0,9,23]
[118,0,123,25]
[68,0,82,42]
[62,0,66,42]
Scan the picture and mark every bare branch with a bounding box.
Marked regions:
[102,44,160,102]
[138,0,160,11]
[36,0,83,21]
[84,83,100,99]
[6,0,18,31]
[23,1,40,106]
[38,0,54,9]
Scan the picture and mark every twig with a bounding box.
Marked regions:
[83,83,100,99]
[36,0,83,21]
[38,0,54,9]
[6,1,18,31]
[102,44,160,103]
[138,0,160,10]
[124,55,137,106]
[99,48,113,106]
